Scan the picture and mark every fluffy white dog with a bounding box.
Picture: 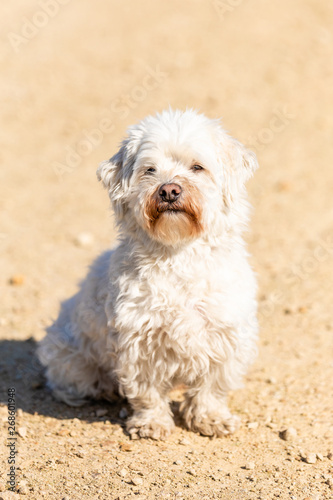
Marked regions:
[38,109,258,439]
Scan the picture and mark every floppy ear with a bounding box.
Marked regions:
[97,145,128,220]
[222,136,258,206]
[97,129,142,219]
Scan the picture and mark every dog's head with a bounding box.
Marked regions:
[97,109,257,247]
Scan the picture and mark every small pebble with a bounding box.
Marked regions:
[95,408,108,418]
[280,427,297,441]
[56,429,70,436]
[179,438,191,445]
[74,232,94,248]
[75,451,85,458]
[187,469,197,477]
[131,477,143,486]
[119,442,133,452]
[174,460,183,466]
[17,426,27,438]
[247,422,259,430]
[119,407,128,419]
[9,274,25,286]
[276,181,292,192]
[118,468,128,478]
[18,484,29,495]
[326,478,333,488]
[316,453,323,461]
[302,453,317,464]
[244,462,255,470]
[298,306,308,313]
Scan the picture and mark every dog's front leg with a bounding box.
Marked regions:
[122,383,175,440]
[180,374,240,437]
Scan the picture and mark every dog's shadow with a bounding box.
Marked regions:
[0,338,184,432]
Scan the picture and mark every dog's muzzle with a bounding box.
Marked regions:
[144,179,204,241]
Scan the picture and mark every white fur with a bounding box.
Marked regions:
[38,108,258,439]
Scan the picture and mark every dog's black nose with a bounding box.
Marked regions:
[158,183,182,203]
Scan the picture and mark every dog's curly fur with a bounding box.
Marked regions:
[38,109,258,439]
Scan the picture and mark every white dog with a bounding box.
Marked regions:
[38,109,258,439]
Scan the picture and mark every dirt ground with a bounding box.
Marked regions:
[1,1,333,499]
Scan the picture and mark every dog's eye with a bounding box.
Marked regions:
[145,167,156,175]
[192,164,204,172]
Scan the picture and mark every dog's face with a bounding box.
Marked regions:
[98,109,257,247]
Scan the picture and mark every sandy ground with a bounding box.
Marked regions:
[1,1,333,498]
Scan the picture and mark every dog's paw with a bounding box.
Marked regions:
[188,413,240,437]
[126,416,174,440]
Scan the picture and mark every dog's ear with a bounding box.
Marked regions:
[222,136,258,206]
[97,132,141,219]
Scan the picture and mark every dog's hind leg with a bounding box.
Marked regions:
[37,325,113,405]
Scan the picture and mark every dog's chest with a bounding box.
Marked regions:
[113,256,233,343]
[109,252,247,381]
